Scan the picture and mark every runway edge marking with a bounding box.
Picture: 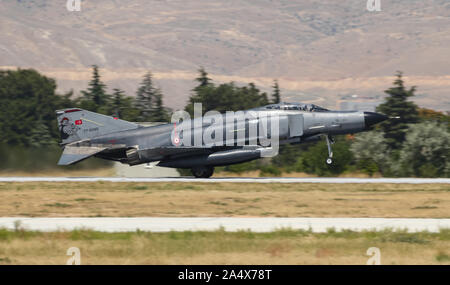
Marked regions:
[0,177,449,184]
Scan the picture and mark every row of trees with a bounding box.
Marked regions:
[185,67,281,115]
[0,66,171,149]
[0,66,171,170]
[199,71,448,178]
[78,65,170,124]
[0,66,448,176]
[351,72,449,177]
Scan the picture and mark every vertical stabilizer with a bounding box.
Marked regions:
[56,108,139,145]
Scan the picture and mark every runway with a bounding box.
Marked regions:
[1,217,449,233]
[1,177,449,184]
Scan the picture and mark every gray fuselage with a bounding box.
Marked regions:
[89,104,376,169]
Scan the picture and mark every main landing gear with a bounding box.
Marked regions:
[191,166,214,178]
[325,135,334,165]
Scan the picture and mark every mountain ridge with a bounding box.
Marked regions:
[1,0,449,110]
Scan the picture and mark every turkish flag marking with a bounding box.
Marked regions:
[75,120,83,125]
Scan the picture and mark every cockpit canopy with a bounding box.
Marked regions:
[264,102,329,112]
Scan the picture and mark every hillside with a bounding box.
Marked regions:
[0,0,449,110]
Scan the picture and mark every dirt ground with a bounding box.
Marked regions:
[0,182,448,218]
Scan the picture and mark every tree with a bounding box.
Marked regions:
[0,68,118,171]
[104,88,140,122]
[185,69,269,116]
[271,80,281,104]
[393,122,449,177]
[418,108,450,130]
[0,68,64,146]
[119,98,140,122]
[134,72,170,122]
[151,89,170,122]
[195,67,212,89]
[350,131,390,176]
[79,65,109,113]
[185,82,269,115]
[271,143,303,170]
[297,139,353,176]
[376,72,419,150]
[135,72,157,121]
[110,88,126,118]
[29,118,56,148]
[185,68,214,115]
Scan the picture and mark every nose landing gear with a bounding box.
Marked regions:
[325,135,334,165]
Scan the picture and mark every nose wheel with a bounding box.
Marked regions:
[325,135,334,165]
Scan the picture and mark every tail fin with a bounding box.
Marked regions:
[56,108,139,145]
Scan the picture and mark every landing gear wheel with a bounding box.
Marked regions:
[324,135,334,165]
[191,166,214,178]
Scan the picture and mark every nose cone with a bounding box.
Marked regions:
[364,112,388,129]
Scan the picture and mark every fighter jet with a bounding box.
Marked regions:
[56,102,387,178]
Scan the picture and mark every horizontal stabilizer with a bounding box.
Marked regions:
[58,145,107,165]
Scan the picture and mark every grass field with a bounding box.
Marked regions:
[0,182,448,265]
[0,228,448,265]
[0,182,448,218]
